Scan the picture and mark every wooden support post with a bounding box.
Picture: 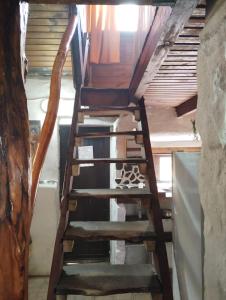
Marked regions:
[0,2,30,300]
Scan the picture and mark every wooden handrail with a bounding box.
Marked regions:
[30,14,78,210]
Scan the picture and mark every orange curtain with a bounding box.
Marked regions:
[86,5,120,64]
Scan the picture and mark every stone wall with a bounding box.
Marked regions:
[197,1,226,299]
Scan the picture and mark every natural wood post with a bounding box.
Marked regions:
[0,1,30,300]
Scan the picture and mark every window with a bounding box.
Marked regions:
[159,156,172,183]
[154,154,172,194]
[115,5,139,32]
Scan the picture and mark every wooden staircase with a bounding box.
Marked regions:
[47,87,173,300]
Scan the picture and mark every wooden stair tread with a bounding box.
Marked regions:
[69,209,171,221]
[78,106,140,118]
[69,188,152,199]
[75,130,143,138]
[73,158,147,164]
[79,106,139,113]
[64,253,109,265]
[81,88,129,93]
[65,221,172,242]
[56,264,162,296]
[65,221,156,241]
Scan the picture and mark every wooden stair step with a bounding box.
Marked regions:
[69,188,152,199]
[64,253,109,265]
[69,209,171,221]
[73,158,147,164]
[56,264,162,296]
[65,221,154,241]
[64,221,172,242]
[75,130,143,138]
[78,106,140,118]
[79,106,140,113]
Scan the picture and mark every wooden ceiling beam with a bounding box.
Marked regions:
[175,94,197,117]
[152,147,201,154]
[129,0,199,99]
[27,0,176,5]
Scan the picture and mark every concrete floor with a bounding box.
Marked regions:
[29,277,49,300]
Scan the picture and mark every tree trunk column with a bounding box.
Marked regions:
[0,2,30,300]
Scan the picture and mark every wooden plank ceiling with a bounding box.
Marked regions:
[26,2,205,109]
[26,4,72,76]
[144,3,206,107]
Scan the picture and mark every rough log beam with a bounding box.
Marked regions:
[175,95,198,117]
[129,0,199,99]
[28,0,176,5]
[0,2,30,300]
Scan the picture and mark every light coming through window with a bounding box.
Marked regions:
[116,5,139,32]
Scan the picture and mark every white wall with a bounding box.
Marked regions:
[147,105,201,148]
[25,77,75,181]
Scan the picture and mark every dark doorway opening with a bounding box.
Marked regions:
[59,125,110,261]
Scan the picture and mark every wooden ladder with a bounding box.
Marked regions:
[47,89,173,300]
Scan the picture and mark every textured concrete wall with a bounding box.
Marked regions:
[197,1,226,299]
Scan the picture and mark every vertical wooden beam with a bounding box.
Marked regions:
[0,2,30,300]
